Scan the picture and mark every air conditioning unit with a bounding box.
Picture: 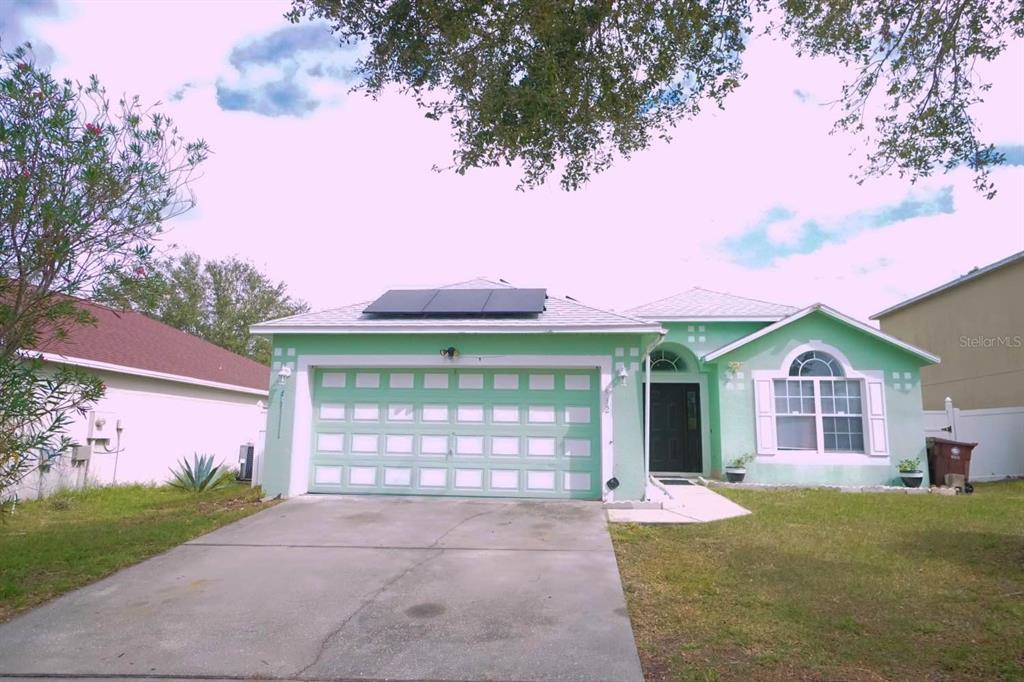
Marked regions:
[71,445,92,463]
[86,411,115,446]
[237,443,254,481]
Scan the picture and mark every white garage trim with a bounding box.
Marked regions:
[288,354,615,500]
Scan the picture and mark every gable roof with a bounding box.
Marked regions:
[703,303,940,364]
[627,287,798,321]
[251,278,662,334]
[871,250,1024,320]
[31,298,269,394]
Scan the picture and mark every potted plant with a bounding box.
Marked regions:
[897,457,924,488]
[725,454,753,483]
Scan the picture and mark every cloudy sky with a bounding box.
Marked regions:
[6,0,1023,321]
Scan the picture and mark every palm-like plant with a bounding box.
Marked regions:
[168,454,232,492]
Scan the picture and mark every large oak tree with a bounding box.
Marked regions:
[289,0,1021,194]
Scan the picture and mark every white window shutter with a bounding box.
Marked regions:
[753,378,777,455]
[865,378,889,456]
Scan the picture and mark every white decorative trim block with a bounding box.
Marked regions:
[420,434,449,455]
[321,372,346,388]
[422,404,449,421]
[457,405,485,422]
[528,437,556,456]
[355,372,380,388]
[424,373,449,389]
[456,435,484,455]
[458,373,484,389]
[565,406,591,424]
[419,468,447,487]
[319,403,346,420]
[564,472,591,491]
[388,404,414,421]
[529,374,555,390]
[629,347,639,357]
[353,403,380,421]
[527,470,555,490]
[615,347,625,357]
[490,470,519,489]
[389,372,414,389]
[564,438,591,457]
[491,436,520,456]
[492,405,520,423]
[351,434,379,453]
[528,405,556,423]
[493,373,519,389]
[349,466,376,485]
[314,466,342,484]
[385,434,413,454]
[317,433,344,452]
[565,374,591,391]
[384,467,412,486]
[454,469,483,488]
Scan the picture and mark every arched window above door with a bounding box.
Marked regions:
[650,348,686,372]
[788,350,844,377]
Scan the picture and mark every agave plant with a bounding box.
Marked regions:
[168,454,232,492]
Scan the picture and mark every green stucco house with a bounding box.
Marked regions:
[251,279,939,501]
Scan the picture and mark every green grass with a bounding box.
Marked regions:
[0,483,275,622]
[611,481,1024,681]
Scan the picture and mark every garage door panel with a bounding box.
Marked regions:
[309,368,601,499]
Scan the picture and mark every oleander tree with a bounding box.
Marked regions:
[288,0,1021,194]
[0,44,208,508]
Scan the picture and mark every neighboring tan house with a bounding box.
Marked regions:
[251,278,938,501]
[872,250,1024,411]
[17,299,269,499]
[872,250,1024,481]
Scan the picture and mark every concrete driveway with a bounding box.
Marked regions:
[0,496,643,682]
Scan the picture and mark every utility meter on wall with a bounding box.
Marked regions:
[87,410,116,446]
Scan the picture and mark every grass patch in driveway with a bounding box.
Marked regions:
[611,481,1024,681]
[0,483,275,622]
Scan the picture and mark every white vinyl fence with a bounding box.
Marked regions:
[924,398,1024,481]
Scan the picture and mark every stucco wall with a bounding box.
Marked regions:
[263,332,656,500]
[14,368,265,500]
[711,311,931,486]
[876,259,1024,410]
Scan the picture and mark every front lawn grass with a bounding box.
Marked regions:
[0,483,275,622]
[611,481,1024,681]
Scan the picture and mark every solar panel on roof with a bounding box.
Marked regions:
[482,288,546,313]
[363,288,547,316]
[423,289,491,314]
[363,289,437,314]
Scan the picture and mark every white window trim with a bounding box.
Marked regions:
[752,342,889,466]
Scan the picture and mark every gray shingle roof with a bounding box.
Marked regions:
[627,287,798,320]
[252,278,661,333]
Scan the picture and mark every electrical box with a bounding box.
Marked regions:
[87,410,116,445]
[71,445,92,463]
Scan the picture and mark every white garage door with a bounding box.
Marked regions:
[308,367,602,499]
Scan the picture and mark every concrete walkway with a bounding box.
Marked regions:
[606,480,751,523]
[0,496,643,682]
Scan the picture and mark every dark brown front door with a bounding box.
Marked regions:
[648,383,702,472]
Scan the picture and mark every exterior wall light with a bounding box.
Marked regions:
[277,365,292,381]
[617,366,628,385]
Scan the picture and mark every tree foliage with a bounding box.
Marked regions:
[288,0,1021,194]
[95,252,309,365]
[0,45,207,506]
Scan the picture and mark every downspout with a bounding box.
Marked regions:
[642,332,665,500]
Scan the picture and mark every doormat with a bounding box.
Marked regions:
[658,478,694,486]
